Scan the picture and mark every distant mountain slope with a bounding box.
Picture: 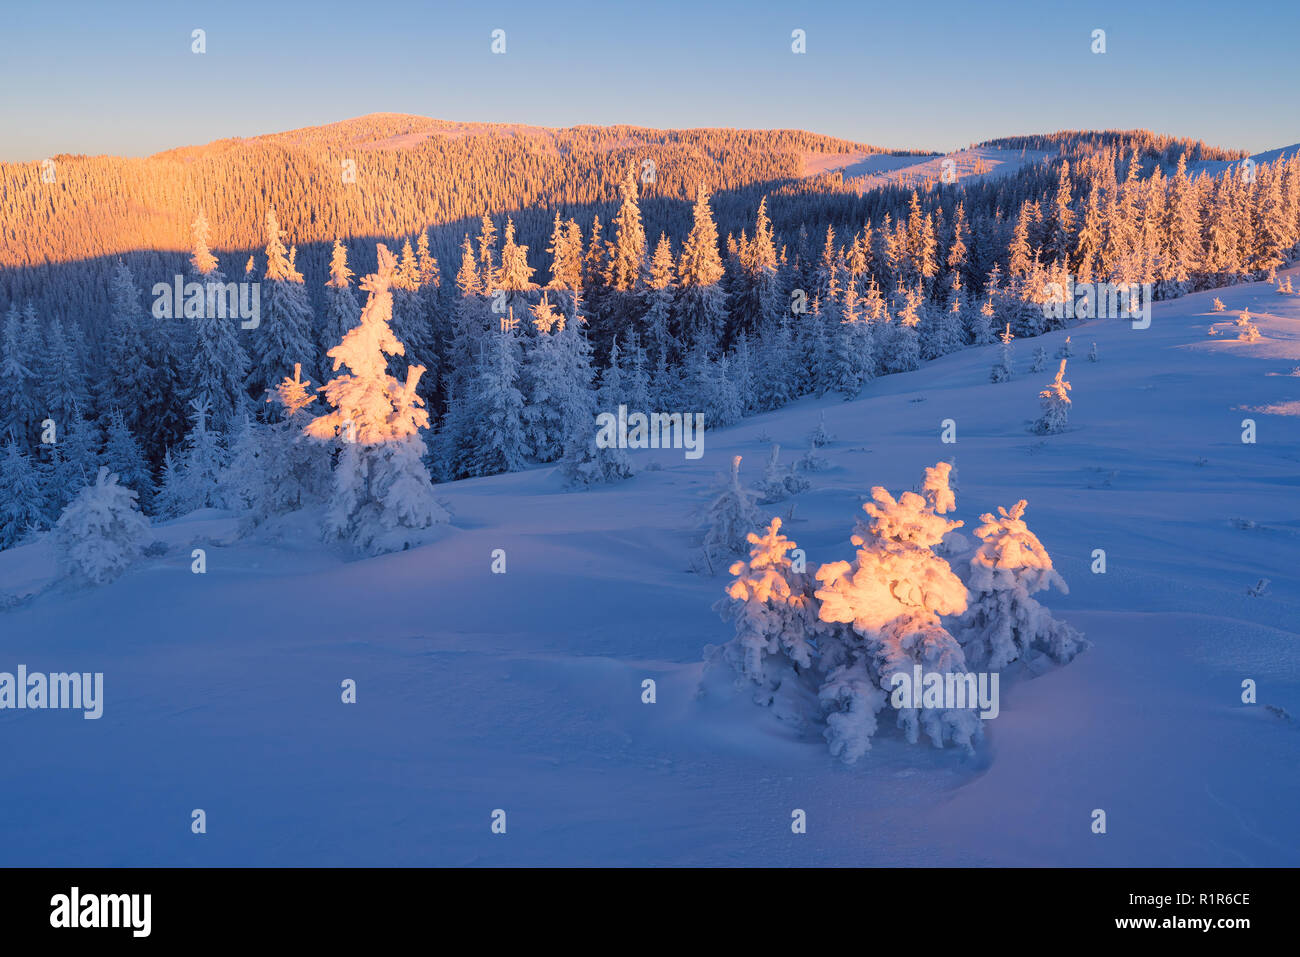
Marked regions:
[0,113,899,270]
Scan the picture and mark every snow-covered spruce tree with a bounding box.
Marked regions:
[305,245,447,555]
[468,322,528,476]
[1088,341,1098,362]
[958,500,1086,669]
[229,365,331,523]
[54,466,151,586]
[1055,335,1074,360]
[99,261,157,439]
[102,408,155,513]
[829,281,875,398]
[714,517,822,702]
[391,237,439,406]
[701,455,761,571]
[1030,345,1048,373]
[153,448,186,519]
[991,323,1015,383]
[521,295,571,462]
[1032,359,1072,434]
[176,397,228,512]
[758,443,809,504]
[558,410,634,489]
[249,208,317,399]
[187,209,250,433]
[1,304,39,444]
[49,414,102,516]
[675,183,727,353]
[0,439,47,548]
[42,318,90,428]
[814,464,980,760]
[322,238,362,355]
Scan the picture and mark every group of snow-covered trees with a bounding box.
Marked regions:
[713,462,1086,763]
[3,130,1300,551]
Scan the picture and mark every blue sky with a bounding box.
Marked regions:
[2,0,1296,161]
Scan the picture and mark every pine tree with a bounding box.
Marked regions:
[304,244,446,554]
[676,184,727,351]
[99,262,157,439]
[0,439,47,548]
[230,364,331,522]
[828,281,874,399]
[249,207,317,399]
[1030,345,1048,373]
[53,466,152,585]
[546,213,584,294]
[153,448,185,519]
[715,517,822,699]
[49,414,102,516]
[522,295,593,463]
[101,408,155,512]
[607,169,647,292]
[323,239,362,354]
[42,317,90,429]
[641,234,678,368]
[958,500,1086,668]
[991,323,1015,383]
[702,455,761,571]
[1033,359,1072,434]
[187,211,250,433]
[1,304,38,443]
[176,397,228,511]
[814,465,979,759]
[467,323,528,476]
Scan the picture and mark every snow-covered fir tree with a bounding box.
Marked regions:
[757,443,809,504]
[701,455,761,571]
[322,238,362,355]
[54,466,152,586]
[0,439,47,548]
[468,321,528,476]
[187,210,250,433]
[304,245,447,554]
[1032,359,1072,434]
[248,208,317,399]
[675,184,727,352]
[991,323,1015,383]
[174,397,228,512]
[228,364,331,524]
[958,499,1086,669]
[101,408,154,512]
[715,517,822,701]
[814,464,980,760]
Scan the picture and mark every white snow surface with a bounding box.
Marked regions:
[2,271,1298,865]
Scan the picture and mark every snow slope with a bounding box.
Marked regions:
[2,273,1298,866]
[1188,143,1300,179]
[804,146,1052,193]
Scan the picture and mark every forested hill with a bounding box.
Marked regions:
[0,112,904,271]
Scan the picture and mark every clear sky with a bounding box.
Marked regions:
[2,0,1296,162]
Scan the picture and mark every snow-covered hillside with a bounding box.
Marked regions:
[804,145,1053,192]
[2,271,1298,866]
[1189,143,1300,180]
